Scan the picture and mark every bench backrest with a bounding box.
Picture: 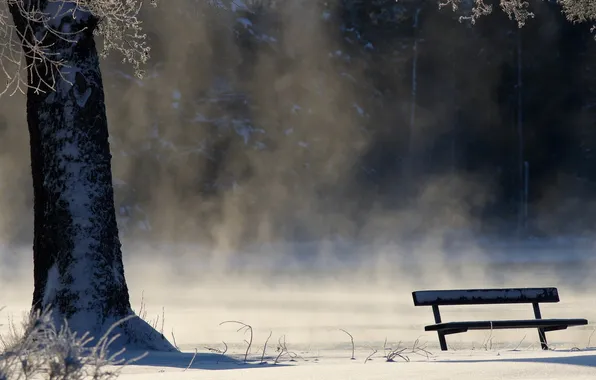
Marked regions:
[412,287,559,306]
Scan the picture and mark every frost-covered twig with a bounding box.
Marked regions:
[436,0,532,26]
[434,0,596,33]
[170,329,179,350]
[0,0,155,97]
[481,323,494,351]
[273,335,303,364]
[219,320,253,363]
[364,348,377,364]
[136,291,147,321]
[339,329,355,360]
[587,327,595,348]
[134,293,166,342]
[381,338,433,362]
[386,346,409,362]
[512,334,527,351]
[204,341,228,364]
[0,307,143,380]
[183,348,197,371]
[260,331,272,365]
[274,335,286,364]
[411,338,432,359]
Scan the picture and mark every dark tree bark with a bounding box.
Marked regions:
[9,1,174,350]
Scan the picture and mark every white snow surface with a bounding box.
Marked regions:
[3,238,596,378]
[114,348,596,380]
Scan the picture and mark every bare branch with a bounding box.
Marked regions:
[432,0,596,30]
[0,0,155,97]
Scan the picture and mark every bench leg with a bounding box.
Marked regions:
[532,303,548,350]
[438,332,447,351]
[538,328,548,350]
[432,305,448,351]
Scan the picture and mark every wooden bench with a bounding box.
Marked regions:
[412,287,588,351]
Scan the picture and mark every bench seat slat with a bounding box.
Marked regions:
[413,288,559,306]
[425,318,588,332]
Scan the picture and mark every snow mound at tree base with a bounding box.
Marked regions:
[41,308,178,353]
[117,314,178,352]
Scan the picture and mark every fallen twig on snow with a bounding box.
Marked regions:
[204,341,228,364]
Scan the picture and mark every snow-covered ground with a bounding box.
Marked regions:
[2,238,596,378]
[116,348,596,380]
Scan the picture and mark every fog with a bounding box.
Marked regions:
[3,241,595,351]
[1,0,596,351]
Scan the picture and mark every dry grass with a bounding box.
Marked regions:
[0,307,140,380]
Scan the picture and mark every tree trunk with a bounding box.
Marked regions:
[10,1,174,350]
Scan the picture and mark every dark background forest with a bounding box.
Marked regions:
[1,0,596,250]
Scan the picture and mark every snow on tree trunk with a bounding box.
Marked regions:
[9,1,174,350]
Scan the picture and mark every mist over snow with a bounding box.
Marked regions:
[2,1,596,378]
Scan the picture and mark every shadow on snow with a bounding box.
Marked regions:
[121,351,290,370]
[437,350,596,369]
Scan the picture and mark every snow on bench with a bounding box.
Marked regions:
[412,287,588,351]
[412,288,560,306]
